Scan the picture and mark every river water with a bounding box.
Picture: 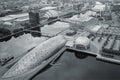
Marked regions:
[34,15,120,80]
[0,15,120,80]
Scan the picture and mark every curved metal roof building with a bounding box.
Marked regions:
[2,35,66,79]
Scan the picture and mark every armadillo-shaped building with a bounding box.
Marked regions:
[2,35,67,79]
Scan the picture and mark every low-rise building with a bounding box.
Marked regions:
[74,36,90,50]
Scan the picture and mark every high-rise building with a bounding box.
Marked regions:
[29,11,39,26]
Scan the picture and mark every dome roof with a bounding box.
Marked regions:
[44,10,58,18]
[75,36,90,46]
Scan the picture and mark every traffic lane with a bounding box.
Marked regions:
[33,51,120,80]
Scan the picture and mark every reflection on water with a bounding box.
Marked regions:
[0,21,70,61]
[0,32,41,42]
[0,20,69,66]
[0,14,120,80]
[0,33,48,59]
[0,36,12,42]
[0,25,41,42]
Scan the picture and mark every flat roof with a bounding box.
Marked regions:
[0,13,28,21]
[14,17,29,22]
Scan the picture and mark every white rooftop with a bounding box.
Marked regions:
[92,1,105,11]
[40,6,57,11]
[96,1,103,5]
[75,36,90,47]
[9,13,28,19]
[0,13,28,21]
[69,11,96,22]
